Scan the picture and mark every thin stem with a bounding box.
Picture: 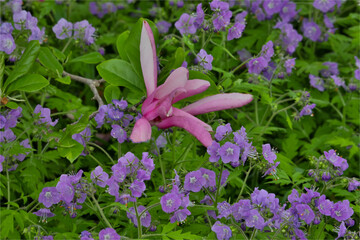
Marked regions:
[91,194,112,229]
[61,37,73,53]
[21,92,33,112]
[250,229,258,240]
[214,163,224,209]
[142,234,164,238]
[255,98,259,125]
[231,217,248,240]
[230,58,252,74]
[139,203,161,218]
[88,142,115,164]
[155,144,166,188]
[205,211,213,229]
[6,168,10,210]
[134,202,142,239]
[237,164,253,201]
[330,103,343,120]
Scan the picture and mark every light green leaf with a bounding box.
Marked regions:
[38,47,63,74]
[104,85,121,103]
[6,74,49,93]
[69,52,105,64]
[55,75,71,85]
[116,30,130,61]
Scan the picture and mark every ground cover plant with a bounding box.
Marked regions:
[0,0,359,239]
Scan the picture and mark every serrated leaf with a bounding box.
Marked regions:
[162,222,177,234]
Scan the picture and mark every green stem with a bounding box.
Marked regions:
[155,144,167,188]
[21,92,33,112]
[255,98,259,125]
[214,163,224,209]
[88,142,115,164]
[6,168,10,210]
[330,103,343,120]
[231,217,248,240]
[91,194,112,228]
[142,234,164,238]
[172,129,176,163]
[230,58,252,74]
[237,164,253,201]
[61,37,73,53]
[134,202,142,239]
[250,229,258,240]
[139,203,161,218]
[117,142,121,160]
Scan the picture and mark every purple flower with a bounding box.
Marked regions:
[237,49,252,62]
[218,142,240,164]
[129,180,146,197]
[263,0,283,16]
[288,189,300,203]
[285,58,296,75]
[52,18,73,40]
[111,124,127,143]
[170,208,191,224]
[317,195,333,216]
[197,49,213,71]
[0,129,16,142]
[184,170,205,192]
[94,105,108,128]
[175,13,197,35]
[309,74,325,91]
[208,141,221,162]
[262,144,276,163]
[336,221,346,240]
[220,169,230,186]
[33,208,55,222]
[13,10,27,30]
[161,191,182,213]
[91,166,109,188]
[201,195,214,206]
[348,178,360,191]
[210,0,229,12]
[194,3,205,28]
[215,123,232,141]
[227,22,245,41]
[302,20,321,42]
[331,200,354,222]
[34,105,58,126]
[331,75,345,87]
[0,23,14,34]
[313,0,336,13]
[248,57,268,74]
[296,204,315,224]
[263,162,280,176]
[127,205,151,227]
[300,188,320,204]
[274,22,303,54]
[321,61,339,77]
[113,99,127,110]
[156,21,171,34]
[0,155,4,172]
[141,152,155,172]
[80,230,93,240]
[211,221,232,240]
[73,20,95,45]
[38,187,61,208]
[299,104,316,117]
[324,149,348,171]
[56,177,75,203]
[28,26,45,43]
[279,1,297,22]
[99,228,120,240]
[0,34,16,54]
[217,201,232,218]
[116,193,135,205]
[245,209,266,230]
[235,11,247,24]
[231,199,252,221]
[155,134,167,149]
[355,69,360,81]
[42,236,54,240]
[213,10,232,31]
[199,168,216,188]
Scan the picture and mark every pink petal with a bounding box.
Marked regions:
[181,93,253,116]
[155,111,213,147]
[173,79,210,103]
[140,20,157,96]
[172,108,212,132]
[154,67,188,99]
[130,117,152,143]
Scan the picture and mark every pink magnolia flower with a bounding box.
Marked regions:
[130,21,253,147]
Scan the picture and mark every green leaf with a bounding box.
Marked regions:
[0,213,14,238]
[69,52,105,64]
[97,59,145,93]
[162,222,177,234]
[57,139,84,163]
[104,85,121,103]
[5,102,18,109]
[116,30,130,61]
[38,47,63,75]
[55,75,71,85]
[6,74,49,93]
[4,41,40,90]
[158,47,185,83]
[50,47,66,62]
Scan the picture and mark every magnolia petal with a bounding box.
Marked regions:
[156,112,213,147]
[173,79,211,103]
[140,20,157,96]
[154,67,188,99]
[172,108,212,132]
[130,117,152,143]
[181,93,253,116]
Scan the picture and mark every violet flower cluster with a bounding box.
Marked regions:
[89,2,121,19]
[53,18,95,45]
[94,99,133,143]
[72,127,91,156]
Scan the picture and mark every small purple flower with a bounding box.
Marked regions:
[38,187,61,208]
[231,199,252,221]
[141,152,155,172]
[331,200,354,222]
[94,105,108,128]
[296,204,315,224]
[331,75,345,87]
[129,180,146,197]
[211,221,232,240]
[279,1,297,22]
[0,23,14,34]
[127,205,151,227]
[161,191,182,213]
[218,142,240,164]
[263,162,280,176]
[0,34,16,54]
[14,139,31,161]
[113,99,127,110]
[13,10,27,30]
[263,0,283,16]
[324,149,348,171]
[300,188,320,204]
[285,58,296,75]
[309,74,325,91]
[98,228,120,240]
[317,195,334,216]
[197,49,213,71]
[275,22,303,54]
[199,168,216,188]
[262,144,276,163]
[321,61,339,77]
[80,230,93,240]
[42,236,54,240]
[73,20,95,45]
[245,209,266,230]
[235,11,247,24]
[336,221,346,240]
[322,172,331,181]
[184,170,205,192]
[194,3,205,28]
[227,22,245,41]
[91,166,109,188]
[210,0,229,12]
[34,105,58,126]
[302,20,321,42]
[111,124,127,143]
[175,13,197,35]
[355,69,360,81]
[207,141,220,162]
[56,177,75,203]
[156,21,171,34]
[348,178,360,191]
[33,208,55,222]
[217,201,232,218]
[107,106,124,121]
[28,26,45,43]
[213,10,232,31]
[116,193,135,205]
[288,189,300,203]
[220,169,230,186]
[0,155,4,172]
[215,123,232,141]
[170,208,191,224]
[156,134,167,149]
[248,57,268,74]
[52,18,73,40]
[313,0,336,13]
[299,104,316,117]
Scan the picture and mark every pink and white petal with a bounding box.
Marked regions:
[173,79,210,103]
[155,114,213,147]
[140,20,157,96]
[172,108,212,132]
[130,118,152,143]
[181,93,253,116]
[154,67,188,99]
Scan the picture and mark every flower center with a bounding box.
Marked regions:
[190,176,197,184]
[226,147,234,155]
[166,199,173,207]
[45,192,52,198]
[104,234,111,240]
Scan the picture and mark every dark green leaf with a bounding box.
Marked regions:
[69,52,105,64]
[6,74,49,93]
[104,85,121,103]
[38,47,63,75]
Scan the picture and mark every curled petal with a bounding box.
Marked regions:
[181,93,253,116]
[130,118,152,143]
[141,20,157,96]
[173,79,211,103]
[155,67,188,99]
